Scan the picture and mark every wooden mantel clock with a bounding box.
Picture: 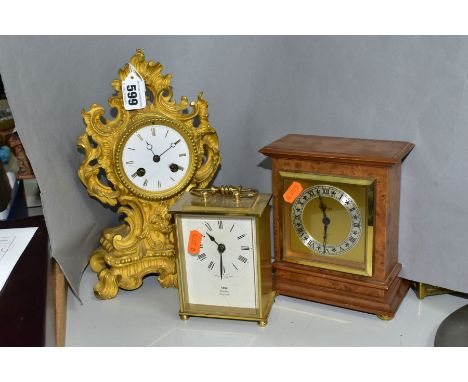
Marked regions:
[260,134,414,319]
[77,49,220,299]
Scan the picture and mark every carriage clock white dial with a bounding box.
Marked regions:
[180,215,258,309]
[121,124,191,192]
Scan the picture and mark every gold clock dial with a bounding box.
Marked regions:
[292,185,362,256]
[280,172,374,277]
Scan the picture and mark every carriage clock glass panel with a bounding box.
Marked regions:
[179,215,259,309]
[281,172,375,276]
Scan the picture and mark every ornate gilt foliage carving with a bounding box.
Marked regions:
[77,49,220,299]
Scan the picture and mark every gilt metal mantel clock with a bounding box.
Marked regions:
[77,49,220,299]
[260,134,414,319]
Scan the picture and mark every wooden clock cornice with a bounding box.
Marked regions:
[77,49,220,299]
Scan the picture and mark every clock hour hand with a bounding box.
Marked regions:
[146,141,162,163]
[318,194,328,217]
[206,232,226,279]
[206,232,220,246]
[145,141,155,155]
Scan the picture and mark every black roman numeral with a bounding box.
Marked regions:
[151,127,156,136]
[157,180,161,188]
[198,253,207,261]
[208,261,215,270]
[232,263,238,271]
[237,234,246,240]
[238,255,248,264]
[143,179,148,187]
[179,153,187,157]
[218,220,223,229]
[137,134,143,141]
[205,222,212,231]
[165,130,169,138]
[131,172,138,178]
[241,246,250,251]
[230,224,235,232]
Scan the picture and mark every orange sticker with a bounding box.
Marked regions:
[187,230,203,255]
[283,181,303,204]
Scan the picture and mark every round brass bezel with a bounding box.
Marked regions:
[115,116,198,200]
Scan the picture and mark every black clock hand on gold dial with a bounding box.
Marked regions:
[318,194,331,253]
[323,222,328,254]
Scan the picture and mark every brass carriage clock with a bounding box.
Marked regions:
[170,186,275,326]
[260,134,414,319]
[77,49,220,299]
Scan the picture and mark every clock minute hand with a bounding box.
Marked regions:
[159,139,181,157]
[219,247,223,280]
[206,232,226,279]
[323,223,328,254]
[318,194,331,253]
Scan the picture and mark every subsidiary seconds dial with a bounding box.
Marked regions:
[292,185,362,256]
[121,124,191,193]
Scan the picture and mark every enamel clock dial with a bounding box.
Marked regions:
[122,124,191,193]
[180,215,258,309]
[116,119,197,199]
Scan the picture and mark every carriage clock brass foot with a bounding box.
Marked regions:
[258,320,268,327]
[411,281,453,300]
[179,314,190,321]
[377,314,393,321]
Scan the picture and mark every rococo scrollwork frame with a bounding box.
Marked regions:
[77,49,221,299]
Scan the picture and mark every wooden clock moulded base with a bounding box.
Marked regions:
[273,261,410,319]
